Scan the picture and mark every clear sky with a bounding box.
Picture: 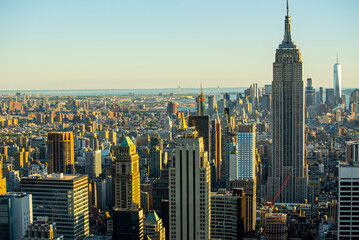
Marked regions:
[0,0,358,90]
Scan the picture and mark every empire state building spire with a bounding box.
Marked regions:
[279,0,296,49]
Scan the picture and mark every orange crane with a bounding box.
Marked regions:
[266,173,292,208]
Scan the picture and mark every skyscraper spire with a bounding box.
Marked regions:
[287,0,289,16]
[279,0,296,49]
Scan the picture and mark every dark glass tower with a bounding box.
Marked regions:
[267,1,308,203]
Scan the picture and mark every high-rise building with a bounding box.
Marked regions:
[149,146,163,179]
[169,130,211,240]
[0,157,6,194]
[237,124,256,179]
[319,87,324,104]
[326,88,335,108]
[265,213,287,240]
[229,179,256,232]
[152,169,169,212]
[267,1,308,203]
[210,189,246,240]
[21,174,89,239]
[0,192,33,240]
[144,211,165,240]
[188,115,211,161]
[113,208,144,240]
[346,141,359,163]
[305,78,315,107]
[338,164,359,239]
[85,149,102,179]
[14,149,29,170]
[47,132,75,174]
[211,118,222,182]
[334,56,342,104]
[207,95,216,116]
[167,102,177,116]
[196,86,206,116]
[114,137,140,209]
[250,83,259,108]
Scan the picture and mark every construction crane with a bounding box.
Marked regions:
[266,173,292,208]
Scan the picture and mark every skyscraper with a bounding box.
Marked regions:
[114,137,141,209]
[0,192,33,240]
[305,78,315,107]
[211,118,222,182]
[334,56,342,104]
[47,132,75,174]
[207,95,216,116]
[267,1,308,203]
[196,85,206,116]
[0,157,6,194]
[338,164,359,239]
[169,130,211,240]
[326,88,335,108]
[188,115,211,162]
[237,124,256,179]
[211,189,246,240]
[85,149,102,179]
[21,174,89,239]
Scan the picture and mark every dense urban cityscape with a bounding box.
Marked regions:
[1,1,359,240]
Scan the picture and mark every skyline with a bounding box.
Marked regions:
[1,0,358,90]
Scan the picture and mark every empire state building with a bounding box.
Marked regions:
[267,1,308,203]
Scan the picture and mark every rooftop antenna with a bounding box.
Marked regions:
[337,52,339,64]
[178,86,181,95]
[286,0,289,16]
[200,83,203,95]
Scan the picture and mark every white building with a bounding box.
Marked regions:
[85,149,102,178]
[334,59,342,103]
[169,130,211,240]
[338,164,359,239]
[237,124,256,179]
[0,192,33,240]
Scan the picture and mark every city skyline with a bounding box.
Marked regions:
[0,0,358,90]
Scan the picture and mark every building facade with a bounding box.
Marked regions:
[237,124,256,179]
[113,208,144,240]
[169,131,211,240]
[267,2,308,203]
[334,59,342,104]
[338,164,359,239]
[0,192,33,240]
[114,137,141,209]
[21,174,89,239]
[47,132,75,174]
[210,189,246,240]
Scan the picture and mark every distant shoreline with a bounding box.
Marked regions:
[0,87,356,96]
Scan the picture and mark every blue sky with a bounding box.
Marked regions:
[0,0,358,90]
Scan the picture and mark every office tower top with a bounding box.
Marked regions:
[279,0,296,49]
[334,55,342,103]
[47,132,74,174]
[268,1,308,203]
[114,137,141,209]
[0,192,33,240]
[196,84,206,116]
[169,131,211,240]
[21,174,89,239]
[188,115,211,161]
[305,78,315,107]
